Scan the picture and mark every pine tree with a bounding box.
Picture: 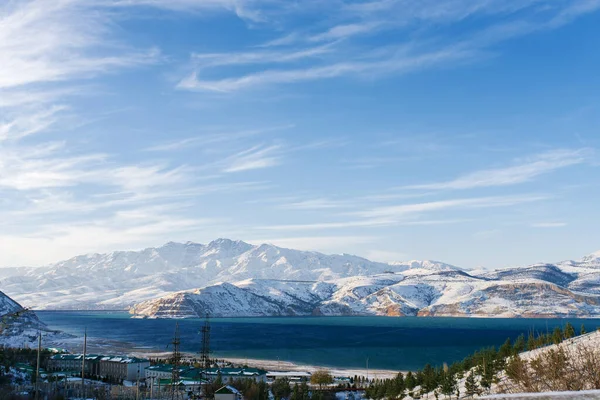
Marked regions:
[422,363,438,393]
[464,371,480,398]
[499,338,513,359]
[513,334,526,354]
[580,323,587,335]
[552,327,563,345]
[564,322,575,339]
[527,332,536,351]
[440,372,457,399]
[405,371,416,390]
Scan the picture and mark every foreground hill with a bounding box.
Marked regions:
[0,290,66,347]
[2,239,600,318]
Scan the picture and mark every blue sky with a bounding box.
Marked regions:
[1,0,600,269]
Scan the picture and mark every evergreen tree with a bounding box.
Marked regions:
[393,372,405,397]
[552,327,563,345]
[291,383,300,400]
[564,322,575,339]
[405,371,416,390]
[527,332,536,351]
[498,338,513,359]
[464,371,480,398]
[580,323,587,335]
[439,372,457,399]
[421,363,438,393]
[513,334,526,354]
[299,381,310,400]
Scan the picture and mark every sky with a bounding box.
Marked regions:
[1,0,600,269]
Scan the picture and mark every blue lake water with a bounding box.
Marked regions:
[37,311,600,371]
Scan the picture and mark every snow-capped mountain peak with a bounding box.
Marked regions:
[581,250,600,263]
[3,240,600,319]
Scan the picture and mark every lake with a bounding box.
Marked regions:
[37,311,600,371]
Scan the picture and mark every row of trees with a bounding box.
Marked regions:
[364,322,590,399]
[207,377,331,400]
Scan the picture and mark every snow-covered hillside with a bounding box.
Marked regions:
[0,290,67,347]
[2,240,600,318]
[1,239,405,310]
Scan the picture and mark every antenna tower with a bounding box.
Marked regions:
[200,313,211,371]
[170,322,182,400]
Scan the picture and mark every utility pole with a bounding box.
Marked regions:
[35,332,41,400]
[200,314,211,371]
[200,314,211,398]
[171,322,181,400]
[136,364,140,400]
[81,328,87,399]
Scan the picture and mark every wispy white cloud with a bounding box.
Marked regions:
[223,144,282,173]
[0,0,282,266]
[177,0,600,92]
[179,46,473,92]
[0,105,67,141]
[309,22,382,42]
[189,44,334,69]
[355,194,546,219]
[531,222,568,228]
[280,198,355,210]
[406,149,592,190]
[258,218,469,232]
[143,125,294,152]
[0,1,159,90]
[108,0,267,22]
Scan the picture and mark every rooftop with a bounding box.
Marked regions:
[50,353,149,363]
[145,365,268,377]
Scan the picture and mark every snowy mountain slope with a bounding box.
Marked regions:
[2,239,404,310]
[481,264,577,287]
[0,290,23,316]
[129,280,334,318]
[130,269,600,319]
[3,240,600,318]
[0,290,68,347]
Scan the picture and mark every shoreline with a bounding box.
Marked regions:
[49,336,404,379]
[128,350,403,379]
[220,356,403,380]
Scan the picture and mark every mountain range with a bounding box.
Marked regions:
[1,239,600,318]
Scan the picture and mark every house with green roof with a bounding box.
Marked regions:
[151,376,208,394]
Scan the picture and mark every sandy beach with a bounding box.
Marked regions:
[128,350,402,380]
[221,357,402,380]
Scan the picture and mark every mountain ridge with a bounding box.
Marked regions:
[1,239,599,319]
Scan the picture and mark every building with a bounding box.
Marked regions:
[206,367,268,383]
[99,356,150,381]
[145,364,192,380]
[145,365,268,384]
[48,353,150,381]
[215,385,243,400]
[152,377,208,393]
[266,371,312,383]
[48,354,84,372]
